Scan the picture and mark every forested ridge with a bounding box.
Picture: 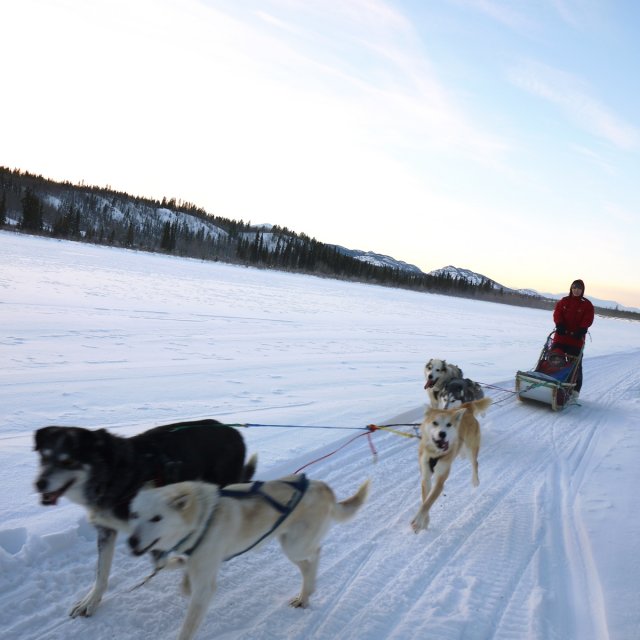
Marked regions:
[1,166,636,319]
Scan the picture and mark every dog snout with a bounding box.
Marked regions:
[438,431,447,440]
[128,534,139,551]
[35,477,48,492]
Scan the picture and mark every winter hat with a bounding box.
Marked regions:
[570,279,585,294]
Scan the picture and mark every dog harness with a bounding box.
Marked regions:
[219,474,310,561]
[131,477,309,592]
[156,475,310,562]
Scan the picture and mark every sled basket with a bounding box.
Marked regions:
[515,331,582,411]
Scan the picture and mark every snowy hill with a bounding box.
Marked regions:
[542,290,639,313]
[428,265,528,295]
[429,265,498,287]
[1,231,639,640]
[430,265,639,312]
[331,244,423,273]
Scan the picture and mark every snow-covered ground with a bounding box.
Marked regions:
[1,231,639,640]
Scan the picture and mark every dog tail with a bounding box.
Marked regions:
[332,480,370,523]
[465,396,492,416]
[242,453,258,482]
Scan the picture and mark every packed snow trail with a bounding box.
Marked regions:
[2,350,638,640]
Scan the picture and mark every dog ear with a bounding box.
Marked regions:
[33,426,59,451]
[92,428,110,446]
[452,408,466,426]
[169,491,193,512]
[34,428,48,451]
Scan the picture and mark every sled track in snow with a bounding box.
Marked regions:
[6,351,640,640]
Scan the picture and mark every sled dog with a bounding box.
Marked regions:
[438,377,485,409]
[424,358,463,407]
[34,420,256,618]
[411,397,491,532]
[128,475,370,640]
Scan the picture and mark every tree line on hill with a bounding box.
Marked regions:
[1,166,637,320]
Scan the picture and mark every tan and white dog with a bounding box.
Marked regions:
[128,475,369,640]
[411,397,491,533]
[424,358,463,407]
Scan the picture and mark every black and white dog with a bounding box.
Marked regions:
[34,419,256,619]
[424,358,463,407]
[438,378,485,409]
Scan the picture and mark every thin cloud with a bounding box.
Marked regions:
[570,144,616,174]
[239,0,508,161]
[450,0,534,31]
[509,61,640,150]
[549,0,603,30]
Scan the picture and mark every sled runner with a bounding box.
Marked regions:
[515,331,582,411]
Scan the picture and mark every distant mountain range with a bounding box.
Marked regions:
[427,266,638,313]
[338,252,638,313]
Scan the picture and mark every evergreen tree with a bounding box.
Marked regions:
[126,222,135,247]
[161,222,172,250]
[73,208,81,237]
[0,189,6,226]
[160,221,177,251]
[21,188,43,231]
[52,214,69,237]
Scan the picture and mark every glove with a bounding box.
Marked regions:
[574,328,587,338]
[555,324,566,335]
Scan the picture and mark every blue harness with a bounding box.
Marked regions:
[219,475,309,560]
[132,475,310,592]
[163,474,310,561]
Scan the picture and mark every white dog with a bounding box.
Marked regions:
[424,358,463,407]
[411,397,491,533]
[128,475,369,640]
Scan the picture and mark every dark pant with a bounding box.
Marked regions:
[552,343,583,392]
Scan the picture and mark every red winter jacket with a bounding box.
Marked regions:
[552,294,594,348]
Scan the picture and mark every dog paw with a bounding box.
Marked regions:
[289,595,309,608]
[69,594,100,618]
[411,513,429,533]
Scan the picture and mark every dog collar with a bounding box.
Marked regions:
[153,503,217,562]
[182,507,217,556]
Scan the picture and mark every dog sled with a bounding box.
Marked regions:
[515,331,583,411]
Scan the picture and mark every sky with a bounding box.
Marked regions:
[1,231,639,639]
[2,0,639,307]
